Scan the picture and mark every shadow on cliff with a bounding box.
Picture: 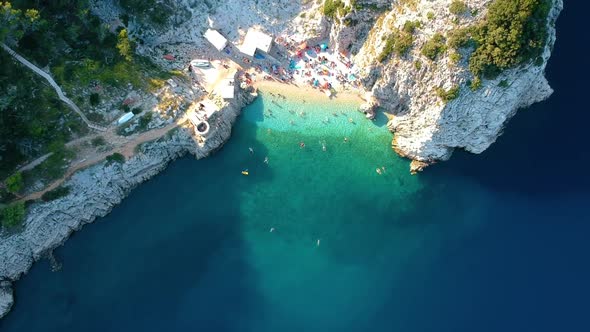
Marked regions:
[425,4,590,198]
[0,104,275,332]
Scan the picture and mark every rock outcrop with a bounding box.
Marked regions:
[0,281,13,319]
[325,0,563,166]
[0,87,255,319]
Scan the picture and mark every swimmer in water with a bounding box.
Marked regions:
[264,156,269,164]
[290,120,295,125]
[344,137,349,143]
[249,147,254,154]
[299,142,305,148]
[376,168,382,175]
[332,112,338,117]
[317,239,321,246]
[270,227,275,232]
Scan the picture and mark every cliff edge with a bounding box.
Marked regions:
[322,0,563,171]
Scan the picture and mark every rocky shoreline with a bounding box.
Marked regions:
[0,88,256,319]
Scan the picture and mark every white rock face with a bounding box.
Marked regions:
[90,0,562,166]
[0,88,255,319]
[345,0,563,164]
[0,281,13,319]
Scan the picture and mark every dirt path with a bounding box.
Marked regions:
[23,118,186,202]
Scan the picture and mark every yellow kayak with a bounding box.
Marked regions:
[241,170,249,176]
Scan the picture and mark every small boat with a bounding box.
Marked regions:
[190,59,209,67]
[241,170,249,176]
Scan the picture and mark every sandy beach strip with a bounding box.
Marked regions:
[253,79,365,106]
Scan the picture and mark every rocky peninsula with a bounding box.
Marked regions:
[0,0,562,319]
[0,87,255,318]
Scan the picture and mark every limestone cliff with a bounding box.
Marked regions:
[0,88,255,319]
[322,0,563,170]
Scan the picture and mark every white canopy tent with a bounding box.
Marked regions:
[204,29,228,51]
[240,29,273,56]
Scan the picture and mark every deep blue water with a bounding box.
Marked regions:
[2,2,590,331]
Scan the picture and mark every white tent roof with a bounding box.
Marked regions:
[204,29,228,51]
[240,29,273,56]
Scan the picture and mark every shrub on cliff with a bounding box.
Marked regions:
[436,85,461,103]
[378,30,415,62]
[1,201,25,229]
[323,0,345,19]
[41,186,70,202]
[450,1,469,15]
[5,172,23,194]
[447,27,474,49]
[106,152,125,165]
[421,33,446,60]
[469,0,552,78]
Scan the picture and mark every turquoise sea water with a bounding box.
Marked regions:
[3,6,590,329]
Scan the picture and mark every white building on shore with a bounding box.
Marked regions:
[204,29,228,52]
[239,29,273,57]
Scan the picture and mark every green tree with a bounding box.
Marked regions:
[469,0,551,78]
[1,201,25,228]
[5,171,23,193]
[421,33,447,60]
[117,28,134,62]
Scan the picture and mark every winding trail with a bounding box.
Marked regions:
[23,119,186,202]
[0,43,107,132]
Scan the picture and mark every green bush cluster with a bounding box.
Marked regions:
[378,30,415,62]
[449,1,469,15]
[421,33,447,60]
[469,77,482,91]
[106,152,125,164]
[402,20,421,34]
[447,27,474,49]
[468,0,552,78]
[436,85,461,103]
[1,201,25,229]
[5,172,23,194]
[41,185,70,202]
[323,0,346,19]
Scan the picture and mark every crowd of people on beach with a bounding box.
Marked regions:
[236,35,360,95]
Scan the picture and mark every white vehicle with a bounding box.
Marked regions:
[117,112,134,125]
[190,59,210,68]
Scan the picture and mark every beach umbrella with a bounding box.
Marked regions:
[320,43,327,50]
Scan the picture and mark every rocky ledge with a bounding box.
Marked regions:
[0,87,255,319]
[325,0,563,168]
